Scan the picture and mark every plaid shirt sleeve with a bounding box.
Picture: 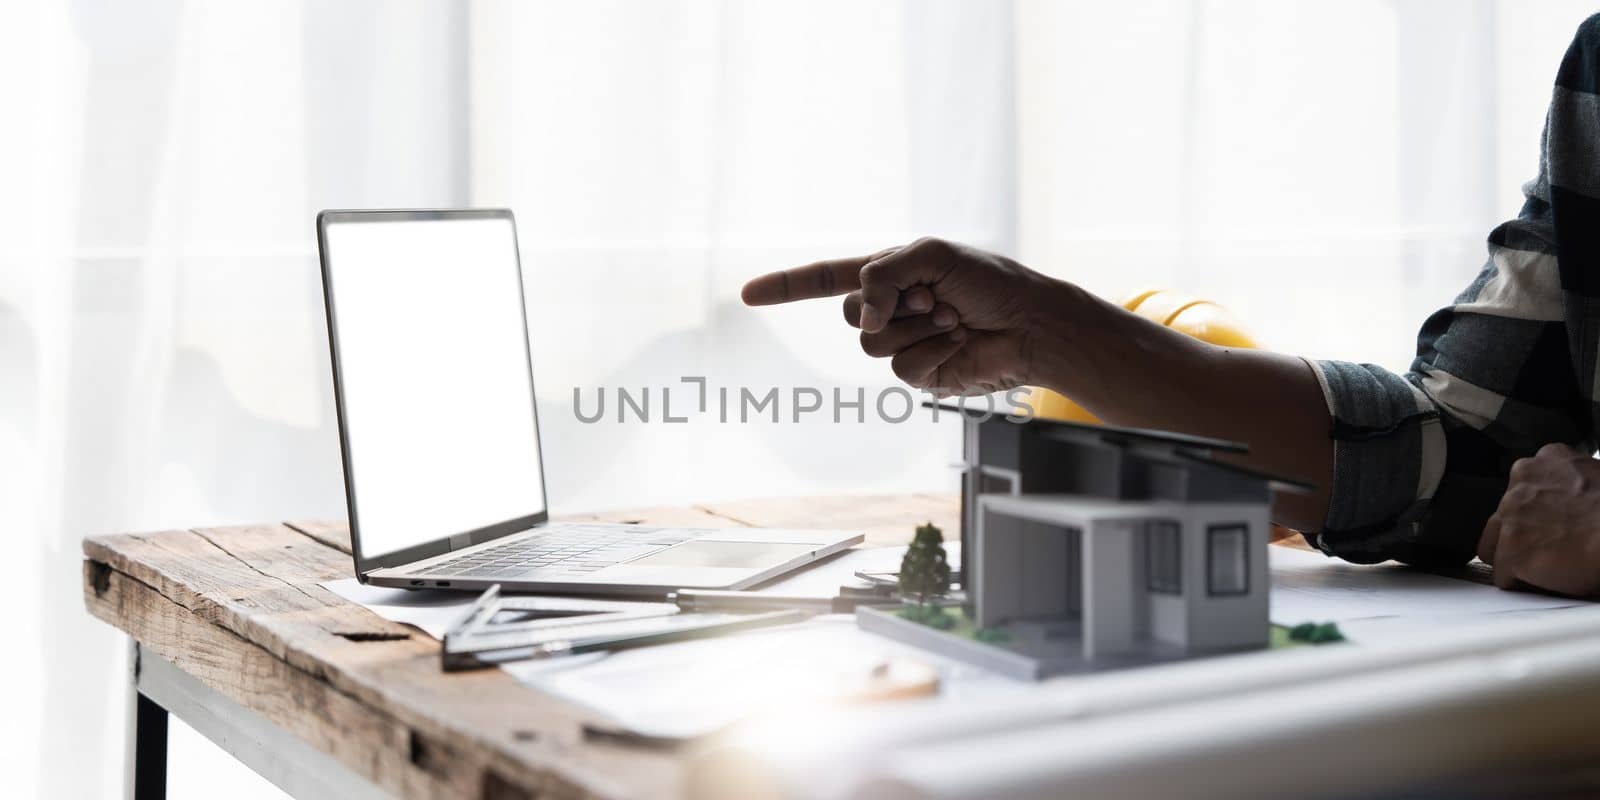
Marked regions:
[1304,15,1600,567]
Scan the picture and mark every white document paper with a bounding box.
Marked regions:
[1268,546,1586,625]
[320,543,1014,739]
[322,579,488,639]
[501,615,1019,740]
[325,543,1590,739]
[319,542,942,638]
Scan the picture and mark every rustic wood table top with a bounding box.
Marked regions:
[81,493,960,800]
[82,489,1511,800]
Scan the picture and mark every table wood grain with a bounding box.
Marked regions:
[83,491,1502,800]
[81,493,959,800]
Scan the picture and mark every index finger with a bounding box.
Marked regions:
[742,247,904,306]
[740,256,867,306]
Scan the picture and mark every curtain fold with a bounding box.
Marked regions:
[2,3,463,796]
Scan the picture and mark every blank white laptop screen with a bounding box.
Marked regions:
[322,215,546,561]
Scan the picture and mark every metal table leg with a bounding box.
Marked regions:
[127,642,168,800]
[122,639,393,799]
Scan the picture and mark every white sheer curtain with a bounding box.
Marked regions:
[1016,0,1598,369]
[3,1,1596,797]
[1,2,465,797]
[468,0,1012,512]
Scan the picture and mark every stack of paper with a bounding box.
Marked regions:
[324,543,1591,738]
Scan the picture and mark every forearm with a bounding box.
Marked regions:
[1023,278,1333,531]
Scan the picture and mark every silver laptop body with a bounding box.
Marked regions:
[317,209,860,596]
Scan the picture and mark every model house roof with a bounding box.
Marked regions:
[927,401,1315,497]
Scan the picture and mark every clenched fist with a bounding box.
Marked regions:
[1478,442,1600,597]
[740,238,1063,395]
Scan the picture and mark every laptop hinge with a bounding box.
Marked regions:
[447,533,474,551]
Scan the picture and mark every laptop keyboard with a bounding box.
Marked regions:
[425,524,699,578]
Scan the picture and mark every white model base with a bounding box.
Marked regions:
[856,605,1221,682]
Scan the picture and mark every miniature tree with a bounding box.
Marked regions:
[898,522,953,627]
[1288,621,1345,644]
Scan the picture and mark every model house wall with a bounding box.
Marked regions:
[1182,503,1271,652]
[975,495,1271,660]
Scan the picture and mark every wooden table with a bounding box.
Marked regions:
[82,493,959,800]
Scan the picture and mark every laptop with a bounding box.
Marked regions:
[316,209,862,595]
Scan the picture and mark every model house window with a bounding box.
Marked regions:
[1145,520,1181,595]
[1207,524,1249,596]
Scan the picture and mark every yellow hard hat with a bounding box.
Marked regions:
[1017,289,1258,424]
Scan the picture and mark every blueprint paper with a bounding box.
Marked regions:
[1267,546,1586,624]
[325,543,1589,739]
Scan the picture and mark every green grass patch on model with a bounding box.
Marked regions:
[895,605,1013,642]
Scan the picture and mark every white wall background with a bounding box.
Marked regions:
[1,1,1594,797]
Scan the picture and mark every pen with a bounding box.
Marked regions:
[444,609,806,670]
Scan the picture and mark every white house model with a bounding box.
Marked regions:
[973,494,1270,663]
[861,404,1312,679]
